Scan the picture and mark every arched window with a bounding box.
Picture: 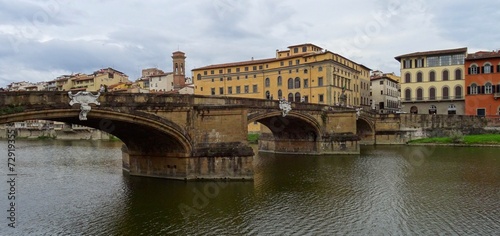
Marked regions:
[485,82,493,94]
[455,85,463,99]
[295,92,301,102]
[288,93,293,102]
[197,74,202,80]
[416,88,423,100]
[429,71,436,82]
[429,105,437,115]
[470,83,478,94]
[294,77,301,88]
[278,89,282,99]
[455,69,462,80]
[469,65,479,74]
[318,66,323,72]
[405,72,411,83]
[265,91,270,99]
[442,86,449,99]
[484,63,492,74]
[410,106,418,114]
[448,104,457,115]
[265,78,270,87]
[429,87,436,100]
[277,76,282,86]
[417,72,423,82]
[405,88,411,101]
[442,70,449,81]
[288,78,293,89]
[304,69,308,74]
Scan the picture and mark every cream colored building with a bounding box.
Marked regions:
[370,71,401,113]
[149,73,174,92]
[192,43,371,108]
[395,47,467,115]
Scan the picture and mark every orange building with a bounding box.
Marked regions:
[465,50,500,116]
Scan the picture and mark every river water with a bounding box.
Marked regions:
[0,140,499,235]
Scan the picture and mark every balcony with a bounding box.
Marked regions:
[495,93,500,99]
[403,96,464,102]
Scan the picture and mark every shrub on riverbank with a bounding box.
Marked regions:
[248,133,260,144]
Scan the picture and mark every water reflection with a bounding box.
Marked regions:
[0,141,498,235]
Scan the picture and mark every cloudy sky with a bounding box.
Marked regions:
[0,0,499,88]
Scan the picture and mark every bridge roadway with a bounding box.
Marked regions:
[1,91,362,180]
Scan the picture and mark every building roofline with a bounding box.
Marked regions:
[394,47,468,62]
[287,43,323,50]
[370,75,400,83]
[465,50,500,60]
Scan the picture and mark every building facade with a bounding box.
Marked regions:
[464,50,500,116]
[370,71,401,113]
[149,73,174,92]
[192,43,371,107]
[138,51,189,93]
[395,47,467,115]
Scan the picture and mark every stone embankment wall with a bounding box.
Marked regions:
[374,114,500,144]
[0,128,112,140]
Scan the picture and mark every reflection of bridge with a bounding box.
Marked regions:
[1,91,361,180]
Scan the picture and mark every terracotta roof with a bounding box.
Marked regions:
[193,57,278,70]
[192,52,328,71]
[395,47,468,61]
[370,75,399,83]
[149,72,173,77]
[465,50,500,60]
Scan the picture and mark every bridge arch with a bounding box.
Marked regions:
[356,117,374,144]
[248,111,322,153]
[0,109,192,157]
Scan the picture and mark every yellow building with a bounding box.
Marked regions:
[395,47,467,115]
[56,67,130,92]
[91,67,129,91]
[192,43,371,107]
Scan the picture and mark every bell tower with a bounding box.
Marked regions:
[172,51,186,89]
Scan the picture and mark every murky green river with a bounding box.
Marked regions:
[1,140,498,235]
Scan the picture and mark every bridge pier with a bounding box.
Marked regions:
[258,133,360,155]
[122,144,254,180]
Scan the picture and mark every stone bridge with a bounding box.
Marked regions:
[0,91,359,180]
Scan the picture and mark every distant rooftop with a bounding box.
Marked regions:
[395,47,468,62]
[465,50,500,60]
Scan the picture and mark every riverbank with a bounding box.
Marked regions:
[408,134,500,146]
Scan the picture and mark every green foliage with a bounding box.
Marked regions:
[409,137,451,144]
[0,105,25,115]
[409,134,500,144]
[321,111,327,124]
[463,134,500,144]
[448,130,464,143]
[108,135,122,142]
[247,133,260,144]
